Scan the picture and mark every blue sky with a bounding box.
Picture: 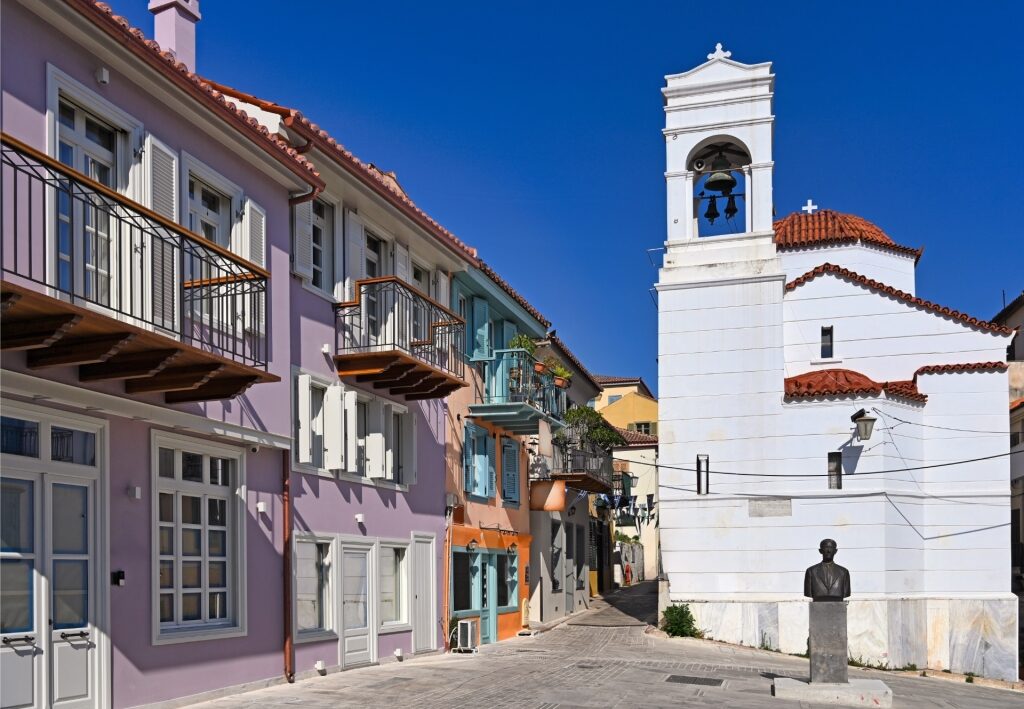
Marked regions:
[117,1,1023,393]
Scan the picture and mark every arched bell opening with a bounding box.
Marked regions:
[690,141,750,237]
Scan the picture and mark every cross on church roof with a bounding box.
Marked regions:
[707,43,732,61]
[802,199,819,214]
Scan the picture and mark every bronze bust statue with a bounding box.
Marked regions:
[804,538,851,602]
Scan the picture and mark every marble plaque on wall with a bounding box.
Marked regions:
[747,497,792,517]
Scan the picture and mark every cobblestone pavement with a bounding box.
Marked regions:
[194,583,1020,708]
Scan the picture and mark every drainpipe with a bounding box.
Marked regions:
[282,449,295,682]
[442,513,452,650]
[289,185,321,207]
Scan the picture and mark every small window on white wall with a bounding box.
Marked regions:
[828,452,843,490]
[821,326,834,359]
[296,539,332,636]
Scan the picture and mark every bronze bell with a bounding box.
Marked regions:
[724,194,738,220]
[703,153,736,195]
[704,196,719,224]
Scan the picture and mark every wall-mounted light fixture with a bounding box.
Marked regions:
[467,539,479,552]
[851,408,876,441]
[508,542,518,555]
[696,454,710,495]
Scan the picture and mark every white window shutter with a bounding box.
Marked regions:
[292,201,313,279]
[245,199,267,267]
[344,389,358,473]
[366,399,386,479]
[383,403,395,479]
[434,270,450,311]
[344,210,366,300]
[406,412,418,486]
[394,242,411,284]
[144,134,178,330]
[324,383,344,471]
[296,374,312,464]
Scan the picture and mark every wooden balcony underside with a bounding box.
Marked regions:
[547,471,613,494]
[336,349,466,401]
[1,282,276,403]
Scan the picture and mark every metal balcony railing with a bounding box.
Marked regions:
[553,444,614,489]
[334,277,465,381]
[1,135,268,369]
[485,348,566,419]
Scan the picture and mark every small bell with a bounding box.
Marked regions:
[724,194,738,220]
[704,196,719,224]
[703,152,736,195]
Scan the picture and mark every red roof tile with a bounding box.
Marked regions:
[1011,397,1024,413]
[594,374,655,399]
[197,79,479,266]
[785,363,1009,404]
[914,362,1008,376]
[774,210,922,261]
[785,264,1014,335]
[477,260,550,328]
[614,426,658,446]
[71,1,323,191]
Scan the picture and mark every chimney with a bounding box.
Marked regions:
[148,0,201,72]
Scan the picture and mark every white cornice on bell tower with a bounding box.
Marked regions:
[661,45,776,251]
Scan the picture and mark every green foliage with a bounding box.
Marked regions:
[613,530,633,543]
[559,406,626,449]
[549,362,573,379]
[661,604,704,638]
[508,334,536,356]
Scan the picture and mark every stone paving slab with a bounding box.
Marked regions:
[191,582,1021,709]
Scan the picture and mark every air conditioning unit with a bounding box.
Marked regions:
[455,618,479,653]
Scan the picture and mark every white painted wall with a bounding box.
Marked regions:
[780,243,917,295]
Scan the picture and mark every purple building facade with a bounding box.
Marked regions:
[0,1,468,706]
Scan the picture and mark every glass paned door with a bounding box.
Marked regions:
[341,547,372,667]
[0,474,98,709]
[56,101,118,310]
[1,475,40,709]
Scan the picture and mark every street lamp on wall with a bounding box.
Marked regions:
[508,542,518,555]
[851,409,876,441]
[467,539,479,552]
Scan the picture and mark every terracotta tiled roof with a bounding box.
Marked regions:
[477,260,550,328]
[1011,397,1024,413]
[993,290,1024,324]
[784,369,927,403]
[785,363,1009,404]
[71,1,323,191]
[198,79,479,266]
[614,426,658,446]
[914,362,1008,376]
[785,264,1014,336]
[541,331,601,392]
[774,210,922,261]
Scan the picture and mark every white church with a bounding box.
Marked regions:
[656,45,1018,680]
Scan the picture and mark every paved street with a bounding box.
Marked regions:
[195,583,1020,708]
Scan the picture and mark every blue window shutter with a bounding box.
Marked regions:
[472,297,490,359]
[502,321,517,350]
[502,439,519,503]
[486,433,496,498]
[463,424,474,492]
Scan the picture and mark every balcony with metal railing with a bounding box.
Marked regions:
[334,277,466,400]
[547,442,614,493]
[1,134,276,402]
[468,348,566,434]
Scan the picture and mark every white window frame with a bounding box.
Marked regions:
[377,540,410,633]
[293,533,338,644]
[179,151,244,254]
[300,192,344,303]
[343,392,412,490]
[291,367,340,477]
[150,430,247,645]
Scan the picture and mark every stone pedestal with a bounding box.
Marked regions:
[810,601,848,684]
[773,678,892,707]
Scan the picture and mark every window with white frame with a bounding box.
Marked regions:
[295,538,333,636]
[355,401,369,476]
[188,176,231,248]
[294,376,328,469]
[828,451,843,490]
[311,199,334,293]
[379,545,407,626]
[154,437,243,639]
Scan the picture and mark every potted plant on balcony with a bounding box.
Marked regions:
[507,333,536,384]
[549,362,572,389]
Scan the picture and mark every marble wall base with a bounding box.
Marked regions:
[682,597,1018,681]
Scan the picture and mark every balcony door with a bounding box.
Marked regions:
[55,101,120,313]
[1,435,103,709]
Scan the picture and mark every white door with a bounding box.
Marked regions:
[411,537,435,653]
[1,474,99,709]
[340,546,373,667]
